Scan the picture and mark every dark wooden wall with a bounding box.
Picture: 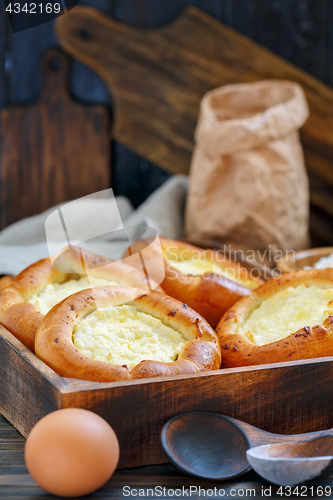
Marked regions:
[1,0,333,210]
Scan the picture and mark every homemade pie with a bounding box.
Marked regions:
[0,276,12,293]
[0,246,158,352]
[35,287,222,381]
[216,269,333,367]
[124,237,263,327]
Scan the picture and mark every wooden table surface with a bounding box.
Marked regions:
[1,414,333,499]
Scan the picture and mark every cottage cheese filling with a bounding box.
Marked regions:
[239,285,333,345]
[166,256,247,286]
[72,304,186,368]
[28,276,114,315]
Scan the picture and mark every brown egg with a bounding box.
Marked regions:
[24,408,119,497]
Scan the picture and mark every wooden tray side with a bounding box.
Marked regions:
[2,324,333,469]
[0,326,63,437]
[62,359,333,468]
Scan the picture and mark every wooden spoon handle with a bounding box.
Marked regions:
[228,415,333,448]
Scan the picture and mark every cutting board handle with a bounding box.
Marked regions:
[39,47,70,102]
[55,6,148,90]
[55,6,196,175]
[0,44,111,229]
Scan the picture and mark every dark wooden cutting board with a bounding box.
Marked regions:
[0,47,111,230]
[55,6,333,245]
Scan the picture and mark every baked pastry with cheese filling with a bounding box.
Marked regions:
[216,268,333,367]
[124,237,263,327]
[0,276,12,293]
[0,247,159,352]
[35,287,221,381]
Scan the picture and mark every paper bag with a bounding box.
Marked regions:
[185,80,310,252]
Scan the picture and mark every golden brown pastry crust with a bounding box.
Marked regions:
[216,269,333,368]
[124,237,263,328]
[0,247,161,352]
[35,287,221,382]
[0,276,13,293]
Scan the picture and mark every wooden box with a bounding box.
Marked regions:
[1,324,333,469]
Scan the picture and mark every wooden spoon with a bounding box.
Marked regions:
[161,412,333,481]
[247,435,333,486]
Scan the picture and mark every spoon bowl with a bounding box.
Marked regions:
[247,435,333,486]
[161,412,251,480]
[161,412,333,481]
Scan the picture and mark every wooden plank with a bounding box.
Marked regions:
[221,0,253,35]
[250,0,329,81]
[69,0,112,105]
[8,21,57,104]
[0,1,8,110]
[113,0,185,27]
[112,144,171,208]
[325,0,333,85]
[0,47,111,229]
[2,1,113,108]
[111,0,175,207]
[0,418,298,500]
[55,5,333,186]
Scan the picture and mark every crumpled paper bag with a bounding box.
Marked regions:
[185,80,310,252]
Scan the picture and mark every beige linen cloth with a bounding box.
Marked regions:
[185,80,310,252]
[0,176,188,276]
